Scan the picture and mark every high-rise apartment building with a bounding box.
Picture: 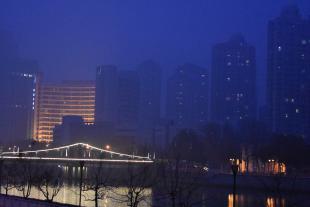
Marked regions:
[137,60,162,144]
[95,65,118,124]
[166,63,208,129]
[211,35,256,125]
[95,66,141,142]
[267,6,310,138]
[0,60,40,144]
[35,81,95,142]
[117,70,140,128]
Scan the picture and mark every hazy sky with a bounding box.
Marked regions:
[0,0,310,103]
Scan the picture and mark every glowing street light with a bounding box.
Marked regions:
[105,145,111,150]
[230,158,239,207]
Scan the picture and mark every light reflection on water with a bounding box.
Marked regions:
[227,194,286,207]
[6,186,306,207]
[8,186,152,207]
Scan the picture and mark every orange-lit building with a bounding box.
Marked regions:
[34,81,95,142]
[230,158,286,175]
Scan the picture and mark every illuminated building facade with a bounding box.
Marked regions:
[267,6,310,138]
[35,81,95,142]
[211,35,256,125]
[0,60,40,144]
[166,63,208,129]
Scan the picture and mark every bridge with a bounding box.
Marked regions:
[0,142,153,164]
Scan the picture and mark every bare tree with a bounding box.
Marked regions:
[82,162,111,207]
[15,160,36,198]
[112,163,154,207]
[1,161,17,195]
[35,165,64,202]
[157,158,205,207]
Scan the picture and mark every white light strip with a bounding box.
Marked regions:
[0,143,150,160]
[1,156,154,163]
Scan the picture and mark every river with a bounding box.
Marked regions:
[5,185,310,207]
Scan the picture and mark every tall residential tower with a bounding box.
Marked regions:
[211,35,256,126]
[166,63,208,130]
[266,6,310,138]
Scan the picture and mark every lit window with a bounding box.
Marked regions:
[245,60,250,64]
[227,62,232,66]
[277,46,282,52]
[226,116,230,120]
[285,114,288,118]
[296,109,299,113]
[226,77,231,81]
[301,40,307,45]
[291,98,295,103]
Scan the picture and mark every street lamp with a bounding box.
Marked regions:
[105,145,111,150]
[230,158,239,207]
[268,159,275,174]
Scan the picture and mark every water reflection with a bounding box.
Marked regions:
[227,194,286,207]
[8,185,152,207]
[5,186,309,207]
[266,197,286,207]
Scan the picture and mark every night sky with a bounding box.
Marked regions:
[1,0,310,104]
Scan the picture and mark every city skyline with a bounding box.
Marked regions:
[1,4,309,143]
[0,2,310,206]
[1,1,310,106]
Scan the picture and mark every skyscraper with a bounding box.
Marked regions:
[137,60,162,144]
[95,65,118,124]
[95,66,140,141]
[267,6,310,138]
[166,63,208,129]
[0,60,41,144]
[36,81,95,142]
[211,35,256,125]
[117,70,140,128]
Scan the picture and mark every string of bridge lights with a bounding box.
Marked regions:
[0,142,151,160]
[1,156,154,163]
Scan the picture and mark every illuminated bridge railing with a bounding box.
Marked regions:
[0,143,153,163]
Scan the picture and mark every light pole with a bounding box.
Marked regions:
[230,158,239,207]
[0,159,3,194]
[79,160,85,207]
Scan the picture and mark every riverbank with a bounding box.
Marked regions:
[0,194,78,207]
